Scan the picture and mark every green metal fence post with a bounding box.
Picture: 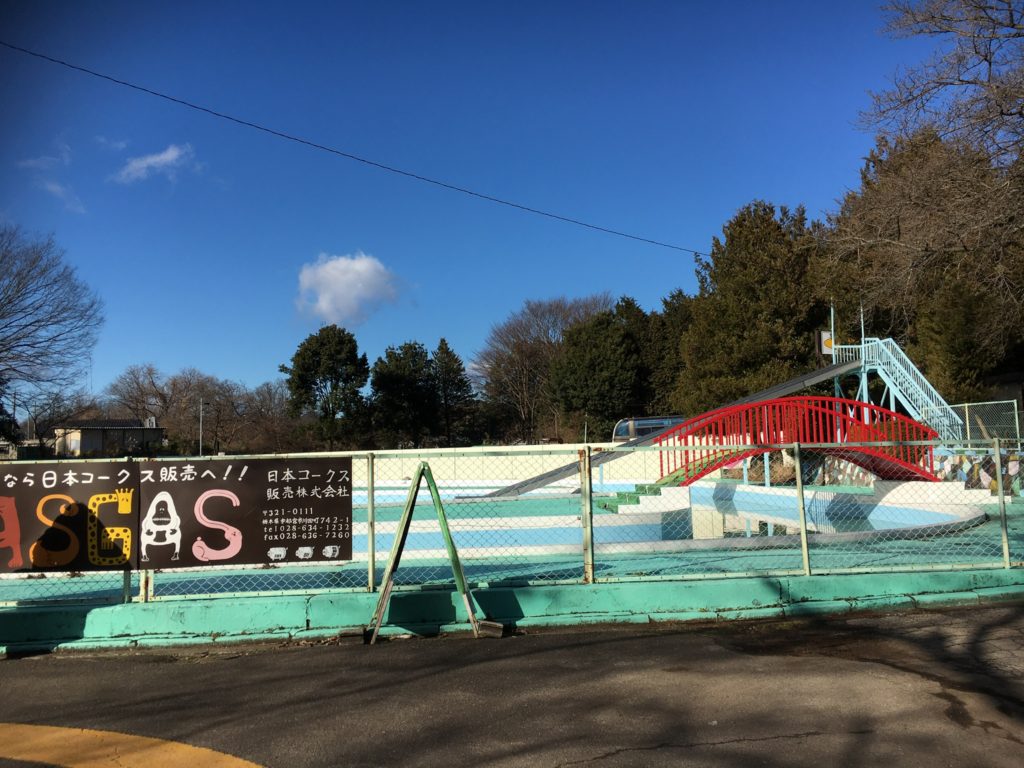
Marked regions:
[580,447,595,584]
[422,463,481,636]
[367,462,488,642]
[994,439,1010,568]
[794,443,812,576]
[367,463,426,642]
[367,453,376,592]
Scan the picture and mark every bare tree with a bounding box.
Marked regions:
[474,294,612,442]
[193,376,248,454]
[0,377,18,443]
[868,1,1024,162]
[20,387,99,452]
[241,380,301,453]
[105,364,252,454]
[0,226,104,387]
[828,132,1024,331]
[155,368,247,455]
[105,363,169,422]
[825,130,1024,400]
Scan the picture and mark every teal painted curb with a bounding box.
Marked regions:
[3,569,1024,653]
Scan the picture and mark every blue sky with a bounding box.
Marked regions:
[0,1,934,395]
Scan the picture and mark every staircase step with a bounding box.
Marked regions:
[596,483,671,514]
[635,484,663,496]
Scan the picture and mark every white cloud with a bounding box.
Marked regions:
[95,135,128,151]
[113,143,195,184]
[39,180,85,214]
[17,140,71,170]
[297,252,398,326]
[18,155,58,170]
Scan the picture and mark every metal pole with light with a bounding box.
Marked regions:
[199,400,205,457]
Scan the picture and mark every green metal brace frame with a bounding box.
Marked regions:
[366,461,490,644]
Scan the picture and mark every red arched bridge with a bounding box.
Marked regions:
[654,396,939,485]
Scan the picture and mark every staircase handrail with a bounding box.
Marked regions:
[832,338,963,440]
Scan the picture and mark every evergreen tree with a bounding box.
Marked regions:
[369,341,437,448]
[673,202,829,413]
[550,309,644,441]
[649,290,693,415]
[609,297,659,415]
[432,338,476,447]
[279,325,369,449]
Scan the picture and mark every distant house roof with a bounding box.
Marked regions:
[58,419,156,430]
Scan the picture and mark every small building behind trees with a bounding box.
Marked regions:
[53,418,165,458]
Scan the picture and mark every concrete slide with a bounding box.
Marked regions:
[485,358,862,498]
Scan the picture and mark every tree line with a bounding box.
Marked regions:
[2,0,1022,453]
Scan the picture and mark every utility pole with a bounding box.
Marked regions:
[199,399,205,457]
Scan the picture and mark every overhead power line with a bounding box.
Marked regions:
[1,40,706,256]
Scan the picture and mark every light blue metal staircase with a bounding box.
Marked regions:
[833,338,964,441]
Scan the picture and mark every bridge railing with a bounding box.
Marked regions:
[653,396,939,484]
[1,439,1018,609]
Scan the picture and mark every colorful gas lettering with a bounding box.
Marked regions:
[29,494,79,567]
[86,488,135,566]
[140,491,182,562]
[191,489,243,562]
[0,497,23,569]
[2,457,351,572]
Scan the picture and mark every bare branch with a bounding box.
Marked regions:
[869,1,1024,162]
[0,225,104,389]
[473,294,612,442]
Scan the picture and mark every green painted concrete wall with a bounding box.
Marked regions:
[4,568,1024,653]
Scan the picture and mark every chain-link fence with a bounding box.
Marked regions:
[802,444,1007,572]
[591,440,1016,579]
[922,400,1021,444]
[368,448,586,590]
[592,447,808,579]
[2,440,1020,607]
[0,571,134,606]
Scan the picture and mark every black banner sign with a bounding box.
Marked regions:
[0,462,139,572]
[137,457,352,568]
[0,457,352,573]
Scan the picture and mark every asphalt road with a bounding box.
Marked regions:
[2,602,1024,767]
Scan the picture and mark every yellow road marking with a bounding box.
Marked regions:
[0,723,263,767]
